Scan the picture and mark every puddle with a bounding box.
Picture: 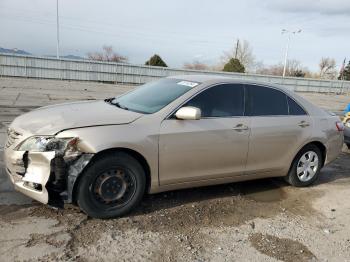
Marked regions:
[239,179,286,202]
[249,233,316,262]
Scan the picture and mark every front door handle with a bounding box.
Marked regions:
[298,121,310,128]
[233,124,249,131]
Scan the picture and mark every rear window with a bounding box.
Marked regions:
[247,85,288,116]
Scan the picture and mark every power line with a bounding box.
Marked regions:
[0,10,237,46]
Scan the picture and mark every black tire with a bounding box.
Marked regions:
[347,144,350,150]
[285,144,323,187]
[76,152,146,219]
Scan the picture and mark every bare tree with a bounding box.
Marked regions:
[256,63,284,76]
[88,45,128,63]
[221,39,256,71]
[183,60,209,70]
[319,57,336,79]
[256,60,309,77]
[286,60,303,76]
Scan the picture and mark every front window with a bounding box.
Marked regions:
[110,79,198,114]
[184,84,245,117]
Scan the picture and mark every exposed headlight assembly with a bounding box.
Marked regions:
[16,136,79,156]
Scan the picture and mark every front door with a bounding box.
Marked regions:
[159,84,250,185]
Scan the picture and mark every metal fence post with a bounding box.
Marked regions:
[24,56,27,78]
[0,54,2,78]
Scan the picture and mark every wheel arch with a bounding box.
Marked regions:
[71,147,152,204]
[308,141,327,166]
[289,140,327,174]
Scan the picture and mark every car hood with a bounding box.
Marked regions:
[11,100,143,135]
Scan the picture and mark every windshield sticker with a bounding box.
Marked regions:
[177,81,199,88]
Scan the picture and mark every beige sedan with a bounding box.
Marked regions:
[4,75,344,218]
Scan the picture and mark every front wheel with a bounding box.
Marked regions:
[76,152,146,219]
[285,145,322,187]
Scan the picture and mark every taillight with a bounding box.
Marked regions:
[336,121,345,131]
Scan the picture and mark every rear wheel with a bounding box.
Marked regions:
[285,144,323,187]
[76,152,146,219]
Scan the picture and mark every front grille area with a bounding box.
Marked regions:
[5,128,22,148]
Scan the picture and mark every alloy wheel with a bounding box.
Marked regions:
[296,151,319,182]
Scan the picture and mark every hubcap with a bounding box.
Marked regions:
[296,151,319,182]
[92,168,136,207]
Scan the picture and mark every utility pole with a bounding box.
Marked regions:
[56,0,60,59]
[281,29,301,77]
[234,39,240,59]
[282,34,291,78]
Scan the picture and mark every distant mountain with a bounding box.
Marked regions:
[0,47,85,60]
[0,47,31,55]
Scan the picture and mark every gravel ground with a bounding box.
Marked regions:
[1,77,350,261]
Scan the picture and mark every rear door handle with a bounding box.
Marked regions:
[233,124,249,131]
[298,121,310,128]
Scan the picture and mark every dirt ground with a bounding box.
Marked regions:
[1,77,350,261]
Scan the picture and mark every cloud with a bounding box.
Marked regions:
[262,0,350,16]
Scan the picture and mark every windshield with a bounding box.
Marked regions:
[110,78,199,114]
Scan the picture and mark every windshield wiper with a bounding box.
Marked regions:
[104,98,114,103]
[105,98,129,111]
[114,101,129,110]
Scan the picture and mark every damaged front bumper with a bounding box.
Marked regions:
[4,133,93,208]
[5,150,55,204]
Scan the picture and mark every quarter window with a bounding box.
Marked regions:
[287,96,307,115]
[184,84,244,117]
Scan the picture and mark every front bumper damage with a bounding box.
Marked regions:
[4,142,93,208]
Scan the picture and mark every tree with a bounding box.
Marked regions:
[319,57,336,79]
[256,60,309,78]
[145,54,167,67]
[183,60,209,70]
[87,45,128,63]
[285,60,308,77]
[293,69,306,78]
[341,61,350,80]
[222,39,255,71]
[223,58,245,73]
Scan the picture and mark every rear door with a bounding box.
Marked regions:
[245,84,312,175]
[159,84,250,185]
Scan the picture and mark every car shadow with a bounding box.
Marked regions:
[132,177,288,216]
[314,151,350,185]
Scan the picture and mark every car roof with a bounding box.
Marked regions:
[167,74,287,91]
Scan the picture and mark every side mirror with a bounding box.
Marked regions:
[175,106,201,120]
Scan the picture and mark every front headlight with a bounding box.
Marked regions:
[16,136,78,153]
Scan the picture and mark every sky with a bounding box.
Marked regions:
[0,0,349,71]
